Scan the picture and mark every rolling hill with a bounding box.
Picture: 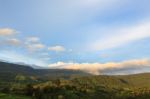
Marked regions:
[0,61,90,82]
[1,61,150,88]
[1,61,150,99]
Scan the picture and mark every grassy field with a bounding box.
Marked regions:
[0,93,31,99]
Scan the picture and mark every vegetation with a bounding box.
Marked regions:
[1,61,150,99]
[0,93,31,99]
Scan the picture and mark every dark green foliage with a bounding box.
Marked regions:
[0,92,31,99]
[0,61,90,82]
[1,61,150,99]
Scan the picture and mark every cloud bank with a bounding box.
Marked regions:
[48,59,150,75]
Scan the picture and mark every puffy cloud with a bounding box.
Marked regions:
[26,43,45,51]
[48,46,65,52]
[48,59,150,75]
[0,28,18,36]
[26,37,40,43]
[90,21,150,51]
[25,36,46,52]
[0,28,20,46]
[6,38,20,46]
[0,38,20,46]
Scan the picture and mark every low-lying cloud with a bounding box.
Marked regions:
[48,59,150,75]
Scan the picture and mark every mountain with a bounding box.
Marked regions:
[0,61,90,81]
[1,61,150,99]
[70,73,150,89]
[1,60,150,88]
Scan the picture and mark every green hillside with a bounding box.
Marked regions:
[70,73,150,88]
[0,61,150,99]
[0,61,90,82]
[0,93,31,99]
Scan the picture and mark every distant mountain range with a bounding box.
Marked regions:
[1,61,150,99]
[0,61,90,81]
[1,61,150,88]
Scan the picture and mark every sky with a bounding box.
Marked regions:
[0,0,150,74]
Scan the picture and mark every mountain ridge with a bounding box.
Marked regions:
[0,61,90,81]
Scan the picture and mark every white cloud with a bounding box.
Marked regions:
[26,43,45,52]
[6,38,20,46]
[26,37,40,43]
[90,21,150,51]
[48,62,69,67]
[48,46,65,52]
[0,28,18,36]
[35,0,128,29]
[48,59,150,75]
[25,37,46,52]
[0,38,20,46]
[0,28,20,46]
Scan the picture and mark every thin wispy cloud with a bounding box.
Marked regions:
[90,21,150,51]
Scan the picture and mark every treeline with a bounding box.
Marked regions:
[1,78,150,99]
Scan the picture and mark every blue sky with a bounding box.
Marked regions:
[0,0,150,74]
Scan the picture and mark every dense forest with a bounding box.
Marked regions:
[0,61,150,99]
